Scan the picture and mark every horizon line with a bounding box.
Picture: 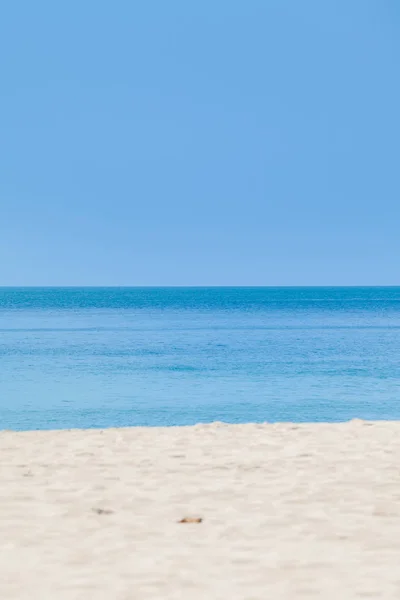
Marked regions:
[1,285,400,289]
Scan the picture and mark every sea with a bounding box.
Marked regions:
[1,287,399,430]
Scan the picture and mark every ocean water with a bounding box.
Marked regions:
[1,287,400,430]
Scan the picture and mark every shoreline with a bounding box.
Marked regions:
[2,420,400,598]
[2,416,399,433]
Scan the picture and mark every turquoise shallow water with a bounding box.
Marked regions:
[1,287,400,430]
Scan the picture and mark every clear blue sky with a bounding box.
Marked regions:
[1,0,399,286]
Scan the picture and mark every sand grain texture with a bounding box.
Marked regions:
[1,421,400,599]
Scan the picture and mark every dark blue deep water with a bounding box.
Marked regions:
[1,287,400,430]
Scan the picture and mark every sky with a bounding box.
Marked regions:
[0,0,399,286]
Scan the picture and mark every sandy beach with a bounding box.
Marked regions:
[1,420,400,599]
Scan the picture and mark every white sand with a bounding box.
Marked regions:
[1,420,400,599]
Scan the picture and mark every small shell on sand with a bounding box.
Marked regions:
[93,508,114,515]
[178,517,203,523]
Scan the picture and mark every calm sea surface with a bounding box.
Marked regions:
[1,287,400,430]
